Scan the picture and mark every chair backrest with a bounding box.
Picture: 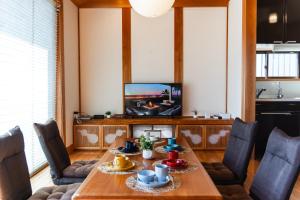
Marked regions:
[0,127,32,200]
[33,119,71,180]
[250,128,300,200]
[223,118,258,183]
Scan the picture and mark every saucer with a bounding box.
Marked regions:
[163,144,183,152]
[162,159,188,169]
[136,175,171,188]
[106,160,135,171]
[118,146,139,153]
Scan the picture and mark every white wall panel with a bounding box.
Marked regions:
[227,0,243,118]
[64,0,79,146]
[80,8,123,115]
[183,8,227,116]
[131,9,174,83]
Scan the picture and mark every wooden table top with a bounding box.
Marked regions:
[73,137,222,200]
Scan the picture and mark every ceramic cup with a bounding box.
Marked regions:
[125,141,135,152]
[168,138,176,145]
[137,170,155,184]
[113,155,129,168]
[168,150,179,160]
[155,164,169,182]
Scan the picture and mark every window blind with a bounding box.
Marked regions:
[256,52,299,77]
[0,0,57,173]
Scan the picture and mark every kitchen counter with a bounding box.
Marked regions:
[256,97,300,102]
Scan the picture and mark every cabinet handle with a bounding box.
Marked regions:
[260,112,292,115]
[286,41,297,44]
[273,41,283,44]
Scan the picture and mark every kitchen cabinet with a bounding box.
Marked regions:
[255,101,300,159]
[257,0,300,44]
[285,0,300,43]
[257,0,284,44]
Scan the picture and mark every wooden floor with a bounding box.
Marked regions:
[30,150,300,200]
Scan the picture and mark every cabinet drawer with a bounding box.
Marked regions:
[177,125,205,149]
[74,125,101,149]
[102,125,129,149]
[205,125,231,150]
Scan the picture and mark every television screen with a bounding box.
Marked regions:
[124,83,182,117]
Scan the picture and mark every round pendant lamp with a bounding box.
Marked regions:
[129,0,175,18]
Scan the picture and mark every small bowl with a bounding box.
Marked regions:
[137,170,155,184]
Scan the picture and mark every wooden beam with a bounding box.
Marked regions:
[174,7,183,83]
[242,0,257,122]
[71,0,229,8]
[122,8,132,84]
[174,0,229,7]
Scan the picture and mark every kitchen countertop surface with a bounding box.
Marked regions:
[256,97,300,102]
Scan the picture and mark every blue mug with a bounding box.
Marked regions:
[155,164,169,182]
[168,138,176,145]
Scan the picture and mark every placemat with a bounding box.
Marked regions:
[152,160,199,174]
[126,175,181,194]
[154,145,192,154]
[109,148,142,156]
[98,161,144,175]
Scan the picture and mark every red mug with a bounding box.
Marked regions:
[168,150,179,160]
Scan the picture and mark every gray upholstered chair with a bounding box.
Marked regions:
[33,119,97,185]
[0,126,80,200]
[202,118,258,185]
[217,128,300,200]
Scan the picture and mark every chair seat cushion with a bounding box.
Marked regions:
[217,185,252,200]
[202,162,241,185]
[63,160,97,178]
[28,183,80,200]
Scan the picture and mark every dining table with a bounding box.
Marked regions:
[73,136,222,200]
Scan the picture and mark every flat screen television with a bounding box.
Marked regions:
[124,83,182,117]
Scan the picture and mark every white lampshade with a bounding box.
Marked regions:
[129,0,175,18]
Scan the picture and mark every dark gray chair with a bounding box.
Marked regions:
[202,118,258,185]
[217,128,300,200]
[0,126,80,200]
[33,119,97,185]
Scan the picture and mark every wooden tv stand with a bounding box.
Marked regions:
[73,116,234,151]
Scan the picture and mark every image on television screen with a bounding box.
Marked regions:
[124,83,182,116]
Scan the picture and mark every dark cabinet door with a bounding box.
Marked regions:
[285,0,300,43]
[257,0,285,43]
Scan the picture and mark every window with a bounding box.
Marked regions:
[256,52,300,78]
[0,0,57,174]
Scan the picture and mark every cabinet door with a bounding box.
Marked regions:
[205,125,231,150]
[102,125,129,149]
[257,0,285,43]
[285,0,300,43]
[74,125,101,149]
[177,125,205,149]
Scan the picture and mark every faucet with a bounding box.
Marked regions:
[256,88,266,99]
[277,82,284,99]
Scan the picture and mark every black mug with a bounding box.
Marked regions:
[125,141,135,151]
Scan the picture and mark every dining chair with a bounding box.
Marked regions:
[202,118,258,185]
[0,126,80,200]
[217,128,300,200]
[34,119,97,185]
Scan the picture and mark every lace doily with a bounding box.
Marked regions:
[98,160,144,175]
[126,175,181,194]
[154,145,191,154]
[109,148,142,156]
[152,160,199,174]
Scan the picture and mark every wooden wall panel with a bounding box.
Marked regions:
[174,7,183,83]
[72,0,229,8]
[242,0,257,122]
[122,8,131,84]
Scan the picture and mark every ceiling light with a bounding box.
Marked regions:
[129,0,175,18]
